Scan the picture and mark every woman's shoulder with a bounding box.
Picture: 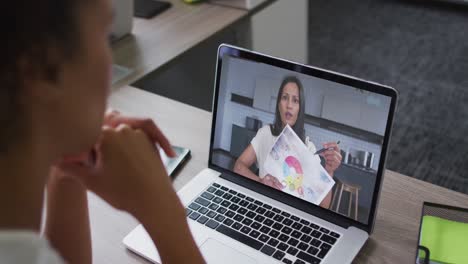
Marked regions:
[251,125,273,153]
[305,136,317,152]
[256,125,273,137]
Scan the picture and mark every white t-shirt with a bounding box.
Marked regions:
[0,231,64,264]
[250,125,321,178]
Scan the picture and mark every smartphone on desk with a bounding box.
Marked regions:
[134,0,172,19]
[159,146,191,177]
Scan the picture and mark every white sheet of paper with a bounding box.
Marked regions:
[263,125,335,205]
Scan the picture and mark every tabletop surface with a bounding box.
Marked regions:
[89,86,468,264]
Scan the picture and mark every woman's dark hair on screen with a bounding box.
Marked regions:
[270,76,306,141]
[0,0,88,153]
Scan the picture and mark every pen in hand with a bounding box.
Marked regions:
[314,140,340,155]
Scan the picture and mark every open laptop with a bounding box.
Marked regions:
[123,44,398,264]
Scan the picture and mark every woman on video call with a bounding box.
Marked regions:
[234,76,342,209]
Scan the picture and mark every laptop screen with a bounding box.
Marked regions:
[210,46,396,226]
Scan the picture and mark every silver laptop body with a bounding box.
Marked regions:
[124,44,398,264]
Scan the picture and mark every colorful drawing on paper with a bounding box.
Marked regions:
[264,125,335,205]
[282,156,304,195]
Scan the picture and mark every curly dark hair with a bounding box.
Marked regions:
[0,0,88,153]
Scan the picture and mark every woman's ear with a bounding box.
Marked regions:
[18,50,65,107]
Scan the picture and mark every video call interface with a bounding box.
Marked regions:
[212,55,392,224]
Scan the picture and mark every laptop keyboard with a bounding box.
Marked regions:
[185,183,341,264]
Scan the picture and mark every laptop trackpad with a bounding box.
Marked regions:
[200,238,257,264]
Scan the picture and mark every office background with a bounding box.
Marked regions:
[307,0,468,195]
[134,0,468,196]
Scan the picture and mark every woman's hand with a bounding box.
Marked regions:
[58,124,181,217]
[55,111,181,218]
[103,110,176,157]
[57,124,204,263]
[321,142,342,176]
[261,174,284,190]
[59,110,176,166]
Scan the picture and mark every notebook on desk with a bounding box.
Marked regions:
[123,44,398,264]
[416,202,468,264]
